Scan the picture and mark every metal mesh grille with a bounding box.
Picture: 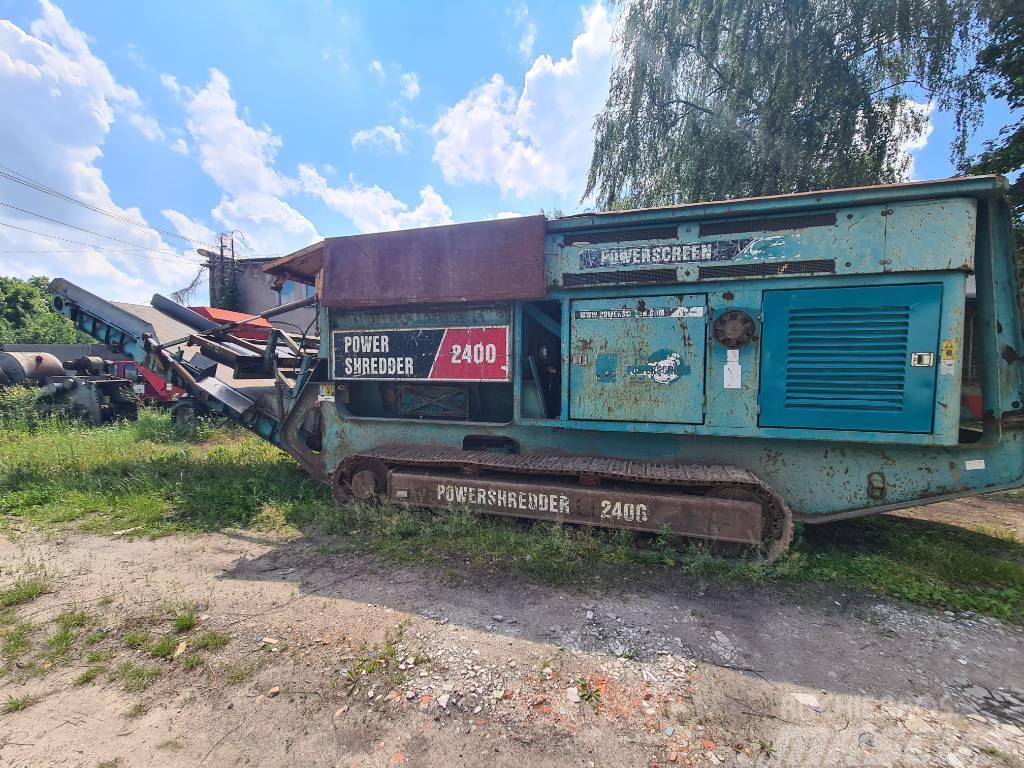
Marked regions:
[563,226,678,245]
[562,268,678,287]
[698,259,835,280]
[784,306,910,412]
[699,213,837,237]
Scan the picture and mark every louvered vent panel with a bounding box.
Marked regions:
[784,306,910,412]
[759,284,942,434]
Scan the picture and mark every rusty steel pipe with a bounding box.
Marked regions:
[157,295,318,350]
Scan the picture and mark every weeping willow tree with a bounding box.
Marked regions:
[969,0,1024,229]
[585,0,988,208]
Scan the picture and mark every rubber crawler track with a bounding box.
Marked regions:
[341,445,794,563]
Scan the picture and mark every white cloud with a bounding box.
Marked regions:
[161,209,216,246]
[178,68,320,255]
[495,211,523,219]
[369,59,384,77]
[170,137,188,155]
[0,1,200,301]
[519,22,537,59]
[432,3,612,199]
[298,165,452,233]
[351,124,405,152]
[400,71,420,100]
[512,6,537,60]
[184,69,288,197]
[899,100,935,181]
[159,72,180,95]
[170,67,452,254]
[320,45,350,75]
[128,112,165,142]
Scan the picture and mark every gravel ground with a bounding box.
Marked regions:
[1,525,1023,768]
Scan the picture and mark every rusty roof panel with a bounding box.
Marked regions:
[319,215,547,309]
[261,241,323,285]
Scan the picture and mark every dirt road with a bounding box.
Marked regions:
[1,527,1023,768]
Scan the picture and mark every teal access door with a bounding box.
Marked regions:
[759,283,943,433]
[569,295,707,423]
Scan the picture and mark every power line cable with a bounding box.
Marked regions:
[0,199,204,261]
[0,219,205,266]
[0,162,221,250]
[0,249,152,253]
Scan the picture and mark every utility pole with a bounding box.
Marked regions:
[196,231,239,310]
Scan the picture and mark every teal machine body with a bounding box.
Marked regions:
[52,177,1024,559]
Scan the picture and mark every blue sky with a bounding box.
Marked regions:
[0,0,1014,303]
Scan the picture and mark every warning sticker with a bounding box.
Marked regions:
[940,339,957,376]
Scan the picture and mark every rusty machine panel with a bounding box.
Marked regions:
[570,294,707,423]
[320,215,548,309]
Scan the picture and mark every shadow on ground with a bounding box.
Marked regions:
[215,510,1024,729]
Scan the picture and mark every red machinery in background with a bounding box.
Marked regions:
[188,307,272,342]
[109,359,187,405]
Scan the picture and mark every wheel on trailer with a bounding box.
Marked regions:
[703,485,793,563]
[333,458,389,506]
[170,399,201,430]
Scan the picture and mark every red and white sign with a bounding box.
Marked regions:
[332,325,510,382]
[428,326,510,381]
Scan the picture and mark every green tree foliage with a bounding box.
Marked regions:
[586,0,987,208]
[0,275,87,344]
[969,0,1024,227]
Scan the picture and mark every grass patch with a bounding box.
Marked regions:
[74,666,103,685]
[84,629,109,646]
[786,516,1024,622]
[2,693,41,713]
[181,653,205,671]
[192,631,230,651]
[146,636,177,659]
[117,662,160,692]
[576,677,603,711]
[45,626,76,662]
[125,702,147,719]
[0,576,48,608]
[122,630,149,649]
[86,648,115,663]
[3,415,1023,622]
[56,609,88,631]
[0,410,323,538]
[2,620,34,664]
[173,612,196,633]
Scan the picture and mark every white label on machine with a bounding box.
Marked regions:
[318,383,335,402]
[132,384,145,394]
[964,459,986,471]
[669,306,705,318]
[724,349,741,389]
[940,359,956,376]
[724,364,741,389]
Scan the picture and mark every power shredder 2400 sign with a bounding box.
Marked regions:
[332,326,510,382]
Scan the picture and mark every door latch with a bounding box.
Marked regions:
[910,352,934,367]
